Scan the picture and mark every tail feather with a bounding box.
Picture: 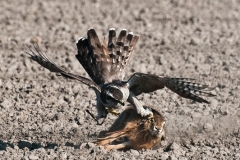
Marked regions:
[76,28,140,83]
[107,28,140,80]
[117,29,127,56]
[108,28,117,60]
[120,31,139,74]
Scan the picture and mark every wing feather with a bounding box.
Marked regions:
[26,44,100,92]
[127,73,215,104]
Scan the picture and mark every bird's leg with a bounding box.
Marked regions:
[86,109,106,125]
[128,94,153,119]
[106,108,120,116]
[85,108,119,125]
[95,98,109,124]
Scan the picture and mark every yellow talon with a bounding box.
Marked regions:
[137,114,154,125]
[107,108,120,116]
[147,114,154,123]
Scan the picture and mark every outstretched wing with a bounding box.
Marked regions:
[26,44,100,92]
[127,73,215,104]
[76,28,139,85]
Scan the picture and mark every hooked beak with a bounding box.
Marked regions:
[118,100,125,106]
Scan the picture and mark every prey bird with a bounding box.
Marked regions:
[26,28,215,124]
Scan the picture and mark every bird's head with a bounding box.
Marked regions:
[100,85,126,106]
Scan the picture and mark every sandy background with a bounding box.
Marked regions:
[0,0,240,159]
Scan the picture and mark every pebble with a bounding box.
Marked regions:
[112,152,121,159]
[59,152,67,159]
[169,142,181,150]
[87,142,96,149]
[28,155,39,160]
[203,123,213,132]
[168,155,178,160]
[0,99,12,109]
[160,152,169,160]
[130,149,140,157]
[219,106,228,115]
[211,99,218,108]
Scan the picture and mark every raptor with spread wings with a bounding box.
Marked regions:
[26,28,215,124]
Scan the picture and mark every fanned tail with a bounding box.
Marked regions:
[108,28,140,80]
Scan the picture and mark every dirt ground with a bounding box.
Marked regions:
[0,0,240,159]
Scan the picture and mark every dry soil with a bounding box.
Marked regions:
[0,0,240,159]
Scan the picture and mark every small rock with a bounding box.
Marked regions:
[86,142,96,149]
[227,106,237,115]
[130,149,139,157]
[59,153,67,159]
[190,146,197,152]
[4,81,13,90]
[14,145,19,150]
[219,106,228,115]
[178,109,185,115]
[234,152,240,158]
[168,155,178,160]
[203,123,213,132]
[41,124,51,133]
[203,146,212,155]
[22,156,29,160]
[112,152,121,159]
[29,155,39,160]
[212,147,219,153]
[174,149,185,158]
[30,36,42,44]
[79,143,87,149]
[160,152,169,160]
[161,140,168,148]
[211,99,218,108]
[0,99,12,109]
[170,142,180,150]
[189,38,198,46]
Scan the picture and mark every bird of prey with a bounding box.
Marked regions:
[26,28,215,124]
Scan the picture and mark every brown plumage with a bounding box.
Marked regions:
[26,28,216,123]
[127,73,216,104]
[76,28,139,85]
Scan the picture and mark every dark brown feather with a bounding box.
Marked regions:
[26,43,100,92]
[76,28,140,85]
[127,73,216,104]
